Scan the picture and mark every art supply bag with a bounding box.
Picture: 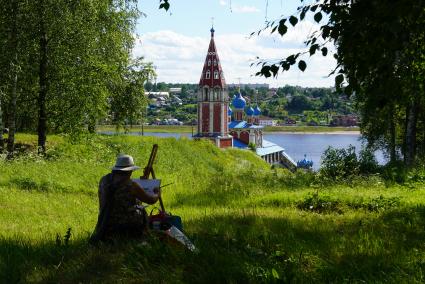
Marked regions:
[149,208,183,232]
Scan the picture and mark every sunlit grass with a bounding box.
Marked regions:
[0,134,424,282]
[97,124,194,133]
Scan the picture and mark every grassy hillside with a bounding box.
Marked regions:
[1,134,425,283]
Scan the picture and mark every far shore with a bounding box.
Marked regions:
[97,125,360,135]
[268,131,360,135]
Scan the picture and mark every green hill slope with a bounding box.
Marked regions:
[1,134,425,283]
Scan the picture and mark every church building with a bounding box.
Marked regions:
[195,27,297,170]
[194,26,233,148]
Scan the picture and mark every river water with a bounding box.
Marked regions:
[101,131,384,170]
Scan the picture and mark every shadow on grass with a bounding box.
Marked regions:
[1,206,425,283]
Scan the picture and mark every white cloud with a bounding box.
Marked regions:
[133,22,336,88]
[219,0,227,6]
[232,4,260,13]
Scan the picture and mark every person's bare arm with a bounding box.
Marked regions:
[129,181,160,204]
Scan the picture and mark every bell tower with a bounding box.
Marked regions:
[196,27,233,148]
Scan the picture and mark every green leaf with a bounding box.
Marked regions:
[272,268,280,279]
[322,26,330,39]
[159,0,170,11]
[270,65,279,77]
[300,9,306,20]
[159,2,170,11]
[314,12,322,23]
[278,20,288,36]
[309,44,319,56]
[289,16,298,27]
[335,74,344,86]
[321,47,328,56]
[281,61,290,71]
[286,55,296,65]
[261,66,271,78]
[298,60,307,72]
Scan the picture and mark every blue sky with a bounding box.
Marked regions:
[134,0,336,87]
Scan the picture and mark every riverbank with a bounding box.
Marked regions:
[1,134,424,282]
[97,125,360,134]
[270,130,360,135]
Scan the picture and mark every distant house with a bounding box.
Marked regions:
[331,115,358,126]
[146,91,169,99]
[171,95,183,105]
[258,116,278,126]
[284,118,296,125]
[227,83,269,89]
[169,87,182,94]
[146,92,170,107]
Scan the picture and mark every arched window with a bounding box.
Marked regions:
[213,59,217,65]
[208,60,211,66]
[204,88,209,101]
[214,88,220,101]
[214,71,219,79]
[206,71,210,79]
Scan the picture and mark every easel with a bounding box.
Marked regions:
[141,144,165,212]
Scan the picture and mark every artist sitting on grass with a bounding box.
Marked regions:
[90,154,160,243]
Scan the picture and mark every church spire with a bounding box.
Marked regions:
[210,17,215,37]
[199,26,226,88]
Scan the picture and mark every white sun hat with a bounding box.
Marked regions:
[112,154,140,171]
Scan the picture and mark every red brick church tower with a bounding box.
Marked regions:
[196,27,233,148]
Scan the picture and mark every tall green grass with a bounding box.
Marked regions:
[1,134,425,283]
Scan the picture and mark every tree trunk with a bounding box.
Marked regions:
[87,116,96,133]
[6,71,17,159]
[0,100,4,154]
[389,106,396,164]
[405,97,419,167]
[37,1,48,155]
[6,0,19,159]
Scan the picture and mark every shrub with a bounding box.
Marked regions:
[320,145,359,180]
[382,160,408,184]
[248,142,256,151]
[359,147,380,174]
[320,145,381,181]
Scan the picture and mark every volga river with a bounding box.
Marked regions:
[101,131,385,170]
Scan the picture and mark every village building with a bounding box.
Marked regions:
[169,87,182,94]
[146,91,169,99]
[330,114,358,127]
[258,116,278,126]
[226,83,269,89]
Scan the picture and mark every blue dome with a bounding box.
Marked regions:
[245,106,254,116]
[253,105,261,116]
[297,154,313,169]
[228,106,233,115]
[232,92,246,109]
